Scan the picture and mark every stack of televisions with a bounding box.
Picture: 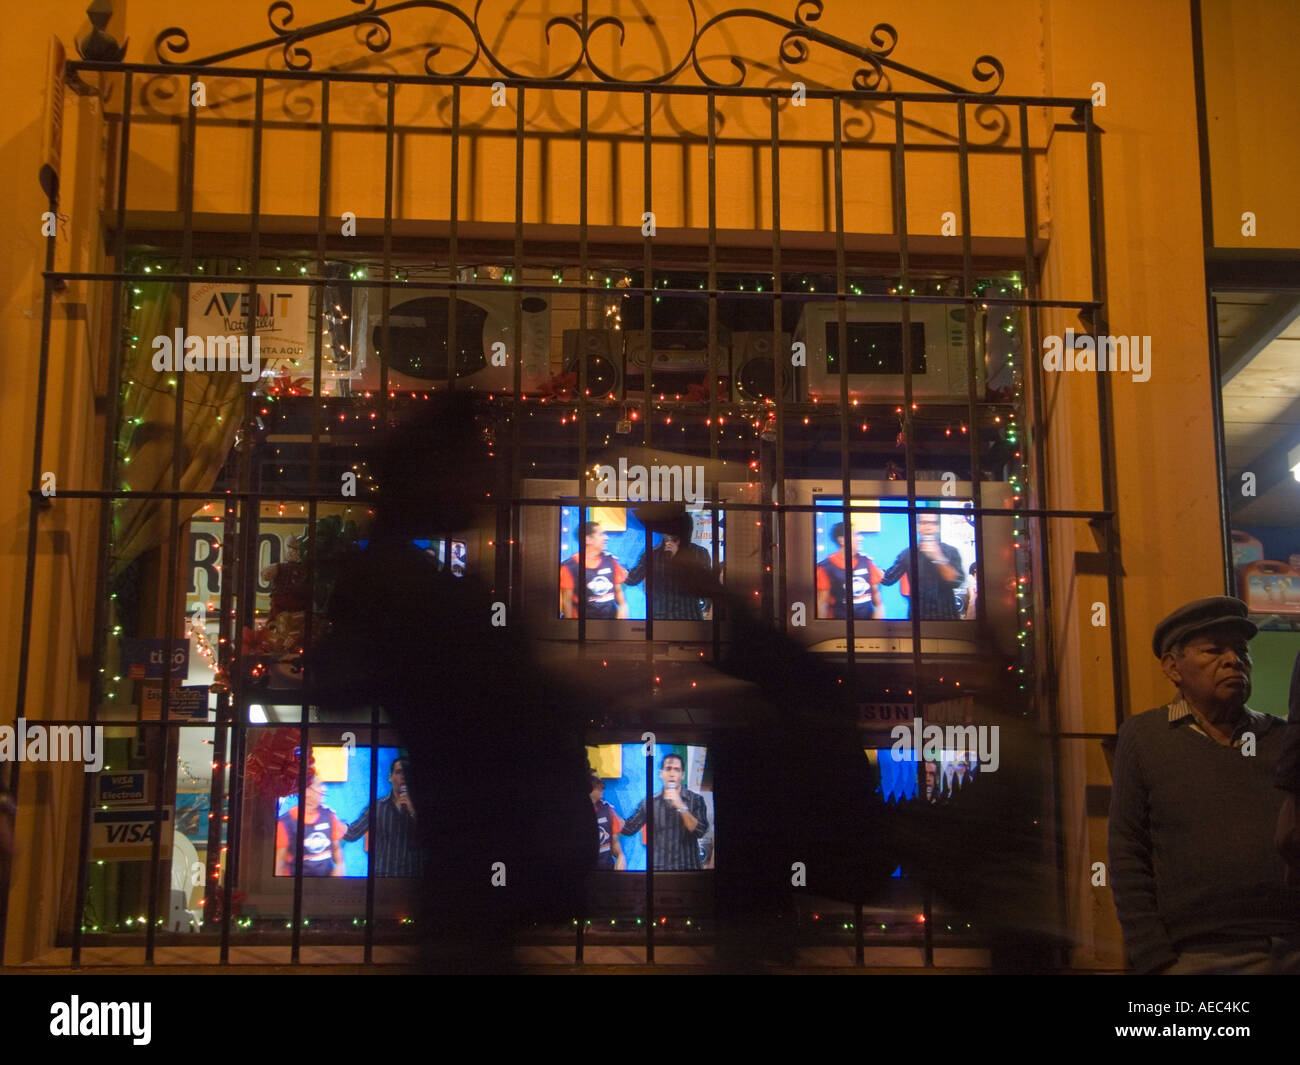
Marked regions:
[219,265,1028,946]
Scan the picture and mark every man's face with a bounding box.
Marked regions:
[917,514,941,541]
[586,526,605,552]
[1163,625,1253,708]
[390,762,406,793]
[662,534,680,556]
[660,757,684,789]
[589,778,603,802]
[306,777,325,808]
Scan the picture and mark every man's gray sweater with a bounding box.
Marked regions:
[1108,704,1300,973]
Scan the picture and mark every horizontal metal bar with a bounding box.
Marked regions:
[31,489,1113,521]
[54,270,1101,311]
[68,60,1093,108]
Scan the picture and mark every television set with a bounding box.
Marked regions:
[519,474,763,646]
[777,478,1020,658]
[586,742,714,873]
[271,746,419,879]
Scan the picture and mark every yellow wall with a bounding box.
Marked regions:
[1201,0,1300,249]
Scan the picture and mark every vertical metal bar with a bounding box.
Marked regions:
[509,86,526,616]
[706,93,720,663]
[577,88,589,647]
[1082,104,1123,732]
[445,83,460,403]
[832,97,855,673]
[72,68,135,968]
[641,90,652,446]
[220,71,268,965]
[363,722,379,961]
[145,70,204,963]
[922,884,934,966]
[644,744,654,964]
[894,99,926,873]
[6,40,65,957]
[361,78,397,964]
[1189,0,1216,250]
[854,901,864,966]
[956,102,985,643]
[770,96,787,638]
[642,90,656,659]
[706,92,719,458]
[213,496,238,958]
[1019,101,1068,964]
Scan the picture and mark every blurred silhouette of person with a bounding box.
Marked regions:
[309,394,595,972]
[666,558,1059,972]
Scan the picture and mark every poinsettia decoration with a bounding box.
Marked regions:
[537,371,578,401]
[267,368,313,396]
[684,376,728,403]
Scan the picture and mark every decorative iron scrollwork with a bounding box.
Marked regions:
[154,0,1005,95]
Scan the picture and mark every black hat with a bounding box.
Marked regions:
[1151,596,1257,658]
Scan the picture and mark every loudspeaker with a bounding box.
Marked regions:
[562,329,623,397]
[623,328,731,396]
[730,331,794,402]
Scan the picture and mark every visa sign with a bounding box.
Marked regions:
[90,806,173,861]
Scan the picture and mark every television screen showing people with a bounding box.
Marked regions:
[559,506,720,621]
[273,747,421,878]
[814,498,977,621]
[586,744,714,871]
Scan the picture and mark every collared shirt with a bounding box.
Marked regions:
[619,788,709,871]
[880,543,964,620]
[1167,696,1279,749]
[342,794,422,877]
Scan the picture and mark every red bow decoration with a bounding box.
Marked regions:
[244,728,316,799]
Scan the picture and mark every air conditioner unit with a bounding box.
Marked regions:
[354,287,552,393]
[795,301,981,401]
[730,331,794,402]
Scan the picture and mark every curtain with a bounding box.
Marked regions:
[111,261,248,575]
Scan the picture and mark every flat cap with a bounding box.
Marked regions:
[1152,596,1257,658]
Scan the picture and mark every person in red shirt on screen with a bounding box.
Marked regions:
[589,772,625,870]
[275,773,347,877]
[816,522,884,620]
[559,521,628,620]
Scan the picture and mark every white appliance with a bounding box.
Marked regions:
[795,301,980,401]
[354,286,552,393]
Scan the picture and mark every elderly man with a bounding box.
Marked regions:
[1108,596,1300,973]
